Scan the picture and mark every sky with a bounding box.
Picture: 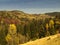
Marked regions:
[0,0,60,14]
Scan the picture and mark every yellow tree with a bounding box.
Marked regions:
[45,23,49,30]
[6,24,19,45]
[49,19,54,28]
[8,24,17,34]
[49,19,55,35]
[45,23,50,36]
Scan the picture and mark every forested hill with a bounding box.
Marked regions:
[0,10,60,45]
[0,10,52,24]
[0,10,60,24]
[45,12,60,18]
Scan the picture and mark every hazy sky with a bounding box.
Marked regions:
[0,0,60,14]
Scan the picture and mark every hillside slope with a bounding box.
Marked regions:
[20,34,60,45]
[0,11,52,24]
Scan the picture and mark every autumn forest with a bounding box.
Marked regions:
[0,11,60,45]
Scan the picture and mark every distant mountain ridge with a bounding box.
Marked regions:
[45,12,60,19]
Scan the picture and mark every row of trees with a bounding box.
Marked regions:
[17,17,60,41]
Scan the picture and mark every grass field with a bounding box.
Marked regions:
[20,34,60,45]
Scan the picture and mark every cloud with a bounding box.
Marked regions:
[19,8,60,14]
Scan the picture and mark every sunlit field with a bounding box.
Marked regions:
[20,34,60,45]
